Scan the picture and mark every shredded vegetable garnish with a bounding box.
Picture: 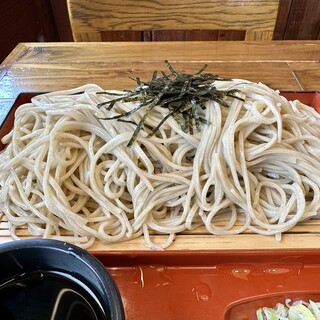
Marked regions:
[97,60,243,146]
[256,300,320,320]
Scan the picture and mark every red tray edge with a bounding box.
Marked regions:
[93,248,320,267]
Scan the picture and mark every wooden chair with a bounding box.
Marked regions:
[67,0,280,42]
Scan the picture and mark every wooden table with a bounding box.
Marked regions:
[1,40,320,252]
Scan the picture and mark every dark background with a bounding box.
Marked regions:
[1,0,320,62]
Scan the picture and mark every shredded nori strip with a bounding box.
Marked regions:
[97,60,243,147]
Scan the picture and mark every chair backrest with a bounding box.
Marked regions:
[67,0,280,42]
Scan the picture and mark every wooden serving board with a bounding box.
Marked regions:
[1,91,320,251]
[2,214,320,251]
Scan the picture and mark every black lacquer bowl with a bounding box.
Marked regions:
[0,239,125,320]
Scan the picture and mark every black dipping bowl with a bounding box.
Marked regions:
[0,239,125,320]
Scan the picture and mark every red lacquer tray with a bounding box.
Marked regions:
[1,92,320,319]
[94,250,320,319]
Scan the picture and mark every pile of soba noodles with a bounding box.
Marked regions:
[1,80,320,249]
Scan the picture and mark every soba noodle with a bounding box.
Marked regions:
[1,81,320,249]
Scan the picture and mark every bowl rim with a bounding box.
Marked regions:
[0,239,125,320]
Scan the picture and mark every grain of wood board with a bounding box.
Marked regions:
[2,232,320,251]
[100,30,246,42]
[1,62,302,98]
[7,42,320,64]
[67,0,279,41]
[284,0,320,40]
[1,41,319,99]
